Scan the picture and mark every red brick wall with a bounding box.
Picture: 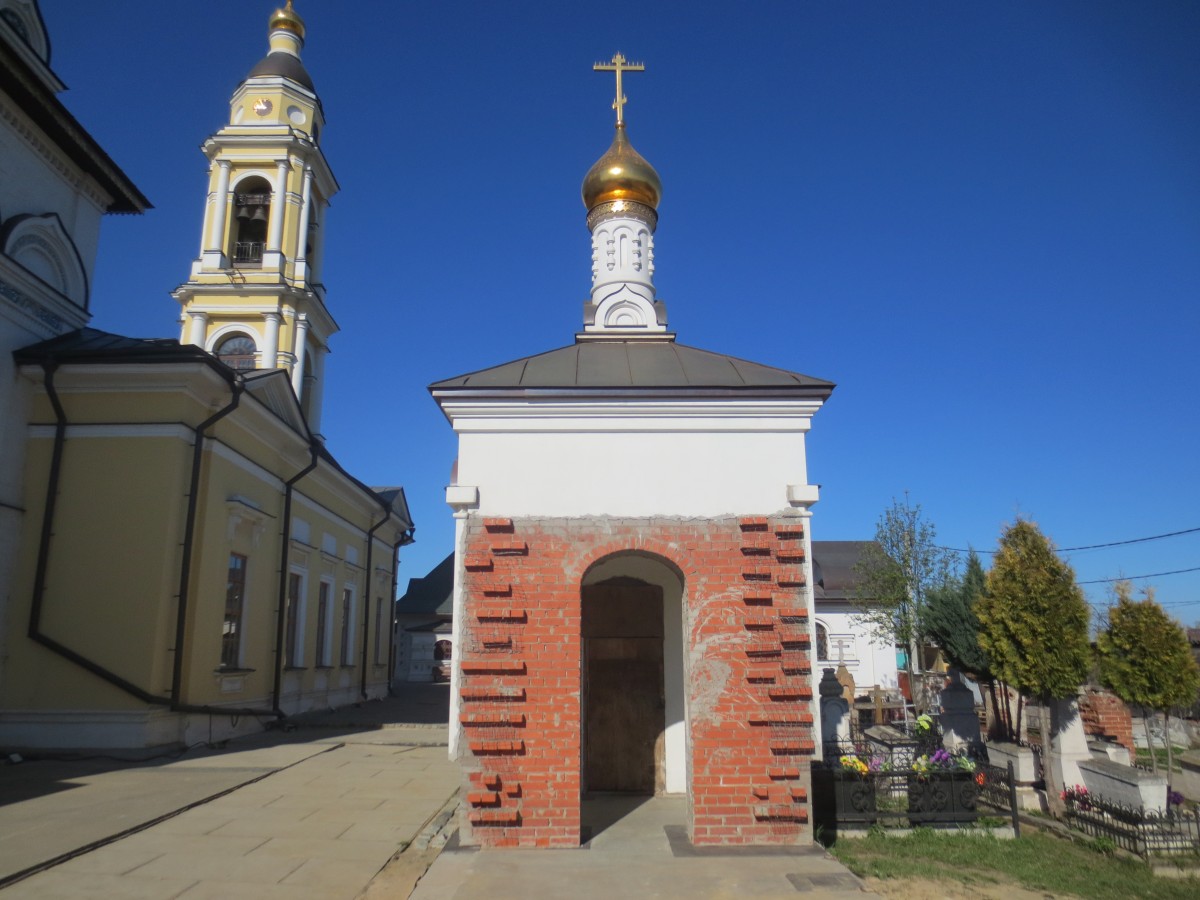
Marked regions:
[1079,688,1134,754]
[457,514,814,848]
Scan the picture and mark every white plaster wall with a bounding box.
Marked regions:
[457,430,810,518]
[813,603,899,692]
[0,99,106,282]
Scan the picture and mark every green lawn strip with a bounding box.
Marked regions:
[1135,747,1186,774]
[829,829,1200,900]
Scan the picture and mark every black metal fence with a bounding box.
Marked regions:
[1063,791,1200,858]
[813,739,1018,837]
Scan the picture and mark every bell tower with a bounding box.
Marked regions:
[173,2,337,433]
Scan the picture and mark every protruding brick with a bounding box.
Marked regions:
[460,659,526,674]
[483,518,514,532]
[490,539,529,556]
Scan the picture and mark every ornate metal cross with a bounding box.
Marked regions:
[593,52,645,126]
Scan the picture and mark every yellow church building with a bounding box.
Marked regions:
[0,2,414,750]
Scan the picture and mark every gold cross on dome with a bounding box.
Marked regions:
[593,52,645,126]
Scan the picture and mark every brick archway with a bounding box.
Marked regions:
[457,515,816,848]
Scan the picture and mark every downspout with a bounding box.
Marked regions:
[385,540,401,696]
[360,509,391,700]
[271,445,319,716]
[170,382,244,706]
[27,364,273,719]
[384,526,416,696]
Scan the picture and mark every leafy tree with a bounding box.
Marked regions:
[977,519,1091,816]
[853,496,955,711]
[1097,581,1200,782]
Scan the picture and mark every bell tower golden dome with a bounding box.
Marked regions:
[269,1,306,42]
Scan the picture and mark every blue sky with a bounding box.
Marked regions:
[41,1,1200,621]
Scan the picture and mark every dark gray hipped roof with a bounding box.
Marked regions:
[812,541,876,602]
[430,340,834,394]
[246,52,314,91]
[396,552,453,616]
[13,327,220,367]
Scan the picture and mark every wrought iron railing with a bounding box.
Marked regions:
[234,241,264,264]
[814,741,1018,836]
[1063,791,1200,858]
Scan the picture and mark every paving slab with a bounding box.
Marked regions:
[2,716,458,899]
[0,744,329,883]
[408,796,880,900]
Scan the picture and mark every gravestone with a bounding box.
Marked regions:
[939,668,981,752]
[820,667,850,749]
[1049,697,1093,790]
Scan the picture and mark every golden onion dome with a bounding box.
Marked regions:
[581,124,662,211]
[269,1,305,40]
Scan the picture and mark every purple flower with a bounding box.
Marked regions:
[1168,790,1184,807]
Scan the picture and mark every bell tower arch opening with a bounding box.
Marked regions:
[230,176,271,265]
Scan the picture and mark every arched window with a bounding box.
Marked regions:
[231,176,271,264]
[816,622,829,662]
[215,334,257,370]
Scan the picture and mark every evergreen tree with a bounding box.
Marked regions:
[977,520,1090,815]
[925,550,990,678]
[1097,581,1200,783]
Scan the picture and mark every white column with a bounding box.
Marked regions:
[307,345,325,437]
[187,311,208,348]
[267,160,290,253]
[290,313,309,397]
[293,167,314,283]
[262,312,281,368]
[207,161,232,252]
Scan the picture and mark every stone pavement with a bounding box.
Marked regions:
[0,684,877,898]
[405,794,877,900]
[0,687,459,899]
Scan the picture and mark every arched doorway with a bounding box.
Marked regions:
[581,553,685,796]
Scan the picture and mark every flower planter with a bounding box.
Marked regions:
[907,771,980,824]
[833,772,878,824]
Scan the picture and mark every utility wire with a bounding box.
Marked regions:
[940,525,1200,555]
[1076,566,1200,586]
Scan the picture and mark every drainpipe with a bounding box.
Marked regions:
[360,509,393,700]
[271,445,319,716]
[27,364,277,720]
[171,383,244,705]
[386,540,401,695]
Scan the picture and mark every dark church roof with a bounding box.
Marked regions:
[811,540,876,602]
[396,552,454,616]
[430,340,834,395]
[14,327,220,367]
[246,52,314,91]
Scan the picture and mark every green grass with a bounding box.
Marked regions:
[1136,747,1187,773]
[829,828,1200,899]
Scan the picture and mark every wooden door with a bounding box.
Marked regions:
[583,580,664,794]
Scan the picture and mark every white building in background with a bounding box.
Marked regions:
[811,541,900,692]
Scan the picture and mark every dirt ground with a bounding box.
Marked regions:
[864,875,1064,900]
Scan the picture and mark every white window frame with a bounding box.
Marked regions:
[316,577,334,666]
[340,584,357,666]
[285,567,308,667]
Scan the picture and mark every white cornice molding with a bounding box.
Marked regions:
[435,397,824,433]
